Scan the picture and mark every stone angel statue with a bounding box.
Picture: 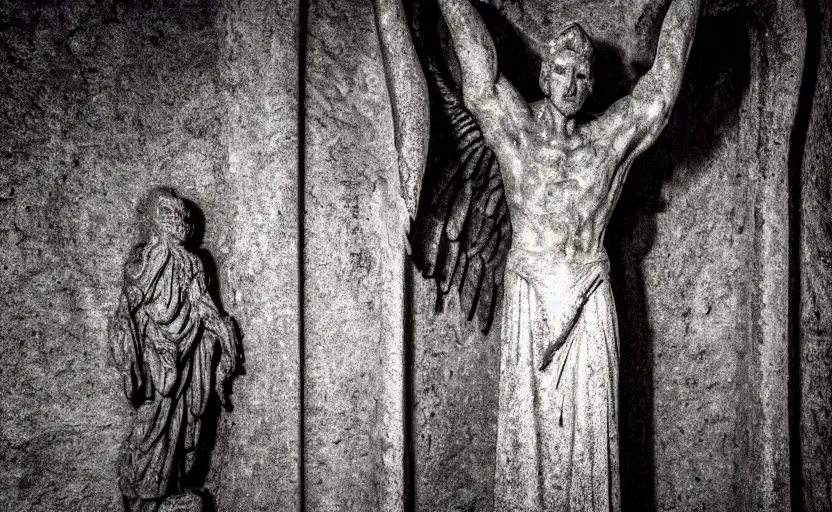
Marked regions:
[372,0,700,510]
[108,189,239,512]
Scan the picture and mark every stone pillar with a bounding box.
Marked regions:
[799,0,832,509]
[304,0,407,509]
[210,0,303,509]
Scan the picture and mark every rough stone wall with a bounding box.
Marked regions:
[0,2,224,510]
[799,0,832,509]
[612,13,753,509]
[304,0,407,509]
[412,281,501,511]
[210,1,302,510]
[0,1,302,510]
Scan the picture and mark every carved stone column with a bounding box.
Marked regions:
[304,0,408,510]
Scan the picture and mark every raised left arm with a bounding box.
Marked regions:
[599,0,701,155]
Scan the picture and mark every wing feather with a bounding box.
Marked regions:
[407,0,513,334]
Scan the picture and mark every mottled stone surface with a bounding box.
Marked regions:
[799,0,832,509]
[413,281,501,511]
[0,1,300,510]
[304,0,407,509]
[158,491,204,512]
[0,3,224,510]
[613,15,758,509]
[208,1,302,510]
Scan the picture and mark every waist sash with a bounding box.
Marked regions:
[506,248,610,371]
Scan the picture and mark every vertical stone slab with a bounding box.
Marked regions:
[211,1,301,509]
[305,0,406,509]
[623,17,752,509]
[799,0,832,509]
[412,282,501,511]
[741,1,804,508]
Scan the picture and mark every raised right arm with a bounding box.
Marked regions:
[437,0,531,137]
[371,0,429,221]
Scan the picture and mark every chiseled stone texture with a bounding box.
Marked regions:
[412,0,804,510]
[305,0,407,509]
[209,1,302,510]
[800,0,832,509]
[413,280,501,511]
[611,14,757,509]
[0,1,301,510]
[0,3,224,510]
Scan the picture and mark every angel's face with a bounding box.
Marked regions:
[541,50,592,118]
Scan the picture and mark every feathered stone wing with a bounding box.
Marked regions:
[408,0,512,334]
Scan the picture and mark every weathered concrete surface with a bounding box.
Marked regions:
[611,13,755,509]
[0,1,301,510]
[304,0,407,509]
[799,0,832,509]
[0,3,224,510]
[412,278,501,511]
[412,1,805,510]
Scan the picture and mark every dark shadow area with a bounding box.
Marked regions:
[403,260,416,512]
[475,3,543,103]
[606,12,750,511]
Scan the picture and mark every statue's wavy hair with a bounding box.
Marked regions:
[539,22,595,95]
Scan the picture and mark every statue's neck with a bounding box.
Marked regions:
[539,100,575,139]
[153,232,186,251]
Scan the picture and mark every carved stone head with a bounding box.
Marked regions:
[539,23,594,118]
[152,193,192,244]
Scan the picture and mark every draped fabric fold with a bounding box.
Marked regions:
[110,229,236,508]
[496,250,620,512]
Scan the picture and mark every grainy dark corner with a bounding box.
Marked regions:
[0,0,829,511]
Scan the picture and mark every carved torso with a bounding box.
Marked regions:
[488,102,628,263]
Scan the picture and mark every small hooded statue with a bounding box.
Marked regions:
[109,189,238,512]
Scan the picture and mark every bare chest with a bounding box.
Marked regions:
[502,143,613,217]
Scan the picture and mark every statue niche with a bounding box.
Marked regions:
[373,0,700,509]
[108,189,240,512]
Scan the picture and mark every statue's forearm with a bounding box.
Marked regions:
[437,0,498,97]
[636,0,700,109]
[199,300,237,359]
[371,0,429,219]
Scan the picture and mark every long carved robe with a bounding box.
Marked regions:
[110,236,220,502]
[495,249,620,512]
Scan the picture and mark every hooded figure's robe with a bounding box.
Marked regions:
[110,236,220,502]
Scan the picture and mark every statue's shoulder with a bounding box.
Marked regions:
[123,239,169,285]
[577,108,634,151]
[123,242,148,276]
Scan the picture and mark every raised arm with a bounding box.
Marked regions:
[371,0,429,221]
[437,0,531,138]
[600,0,701,155]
